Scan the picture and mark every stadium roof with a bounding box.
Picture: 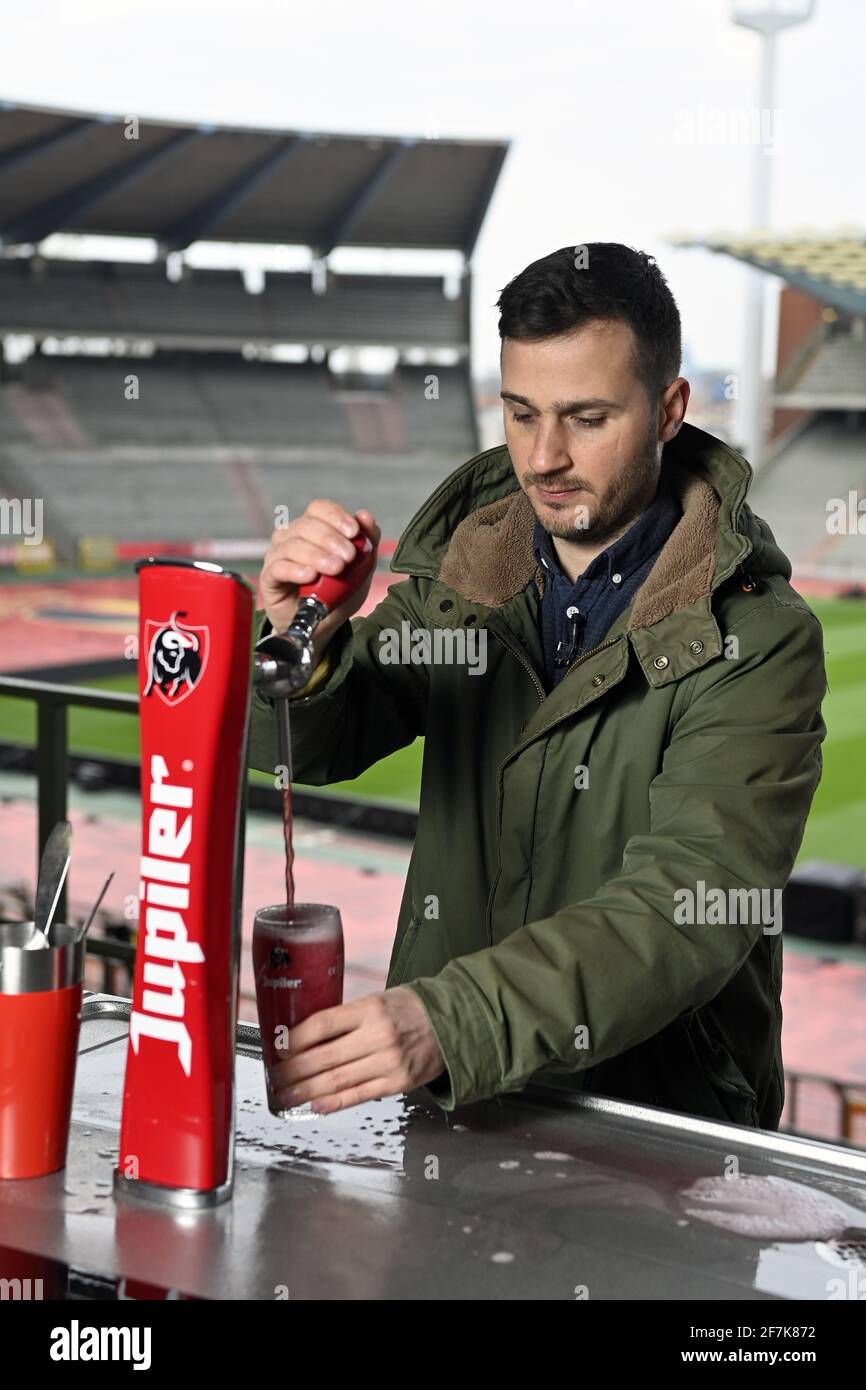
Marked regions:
[0,100,509,257]
[668,230,866,317]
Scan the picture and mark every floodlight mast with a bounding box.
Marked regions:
[730,0,815,469]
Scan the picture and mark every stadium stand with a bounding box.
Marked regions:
[669,229,866,582]
[776,327,866,410]
[0,101,507,563]
[748,415,866,579]
[0,445,466,545]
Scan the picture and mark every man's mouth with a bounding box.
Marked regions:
[535,484,581,503]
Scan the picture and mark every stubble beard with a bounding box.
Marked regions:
[530,427,661,546]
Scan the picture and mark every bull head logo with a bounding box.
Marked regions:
[143,611,209,706]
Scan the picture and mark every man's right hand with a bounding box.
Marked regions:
[258,500,381,660]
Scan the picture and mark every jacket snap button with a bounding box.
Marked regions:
[690,640,704,655]
[439,599,454,612]
[591,673,605,687]
[653,655,669,670]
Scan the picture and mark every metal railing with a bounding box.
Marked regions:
[0,671,419,840]
[0,674,138,923]
[784,1068,866,1146]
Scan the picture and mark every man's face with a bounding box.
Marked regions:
[501,320,662,544]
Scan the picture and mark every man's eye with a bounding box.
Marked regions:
[511,411,535,423]
[574,417,606,429]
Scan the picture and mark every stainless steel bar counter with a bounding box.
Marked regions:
[2,994,865,1301]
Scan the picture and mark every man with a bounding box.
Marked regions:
[249,243,826,1128]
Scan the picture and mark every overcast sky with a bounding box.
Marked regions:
[2,0,863,378]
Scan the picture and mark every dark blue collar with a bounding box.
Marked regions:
[532,472,680,587]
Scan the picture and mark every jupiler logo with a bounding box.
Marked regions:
[130,754,203,1076]
[143,610,208,705]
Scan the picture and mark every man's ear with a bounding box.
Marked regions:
[659,377,689,441]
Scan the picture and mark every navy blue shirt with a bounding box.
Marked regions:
[531,476,681,689]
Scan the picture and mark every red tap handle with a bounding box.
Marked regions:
[296,532,376,612]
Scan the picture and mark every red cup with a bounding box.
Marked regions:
[0,922,84,1180]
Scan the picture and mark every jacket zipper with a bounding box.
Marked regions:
[502,633,547,704]
[560,634,620,682]
[482,627,621,945]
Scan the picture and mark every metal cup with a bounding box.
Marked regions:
[0,921,85,1179]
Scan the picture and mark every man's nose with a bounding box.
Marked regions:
[528,422,572,476]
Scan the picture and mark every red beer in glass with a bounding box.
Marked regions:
[253,903,344,1119]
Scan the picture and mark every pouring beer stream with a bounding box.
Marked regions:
[252,531,376,910]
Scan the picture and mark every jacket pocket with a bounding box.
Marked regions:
[389,913,422,987]
[684,1012,760,1127]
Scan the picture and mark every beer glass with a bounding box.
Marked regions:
[252,903,344,1120]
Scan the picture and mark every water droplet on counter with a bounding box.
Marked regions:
[491,1251,514,1264]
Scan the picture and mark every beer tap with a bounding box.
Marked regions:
[114,538,375,1209]
[252,532,376,784]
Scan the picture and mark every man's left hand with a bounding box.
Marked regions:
[269,986,446,1115]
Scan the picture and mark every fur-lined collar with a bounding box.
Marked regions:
[438,467,719,629]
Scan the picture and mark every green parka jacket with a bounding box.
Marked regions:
[248,422,827,1128]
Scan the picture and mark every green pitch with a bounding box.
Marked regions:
[0,596,863,864]
[797,598,866,871]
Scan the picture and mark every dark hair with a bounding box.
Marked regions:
[497,243,681,400]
